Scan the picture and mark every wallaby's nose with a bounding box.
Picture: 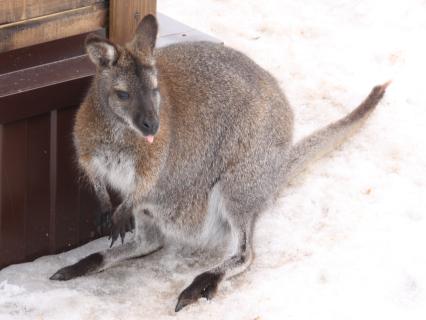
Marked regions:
[142,121,152,130]
[136,117,159,136]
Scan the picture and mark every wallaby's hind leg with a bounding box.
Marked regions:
[175,215,254,312]
[175,173,270,311]
[50,213,163,281]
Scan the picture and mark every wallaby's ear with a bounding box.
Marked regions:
[131,14,158,64]
[85,34,119,68]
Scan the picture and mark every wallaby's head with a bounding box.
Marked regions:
[85,15,160,143]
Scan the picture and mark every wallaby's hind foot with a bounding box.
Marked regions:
[50,214,164,281]
[50,253,104,281]
[175,272,223,312]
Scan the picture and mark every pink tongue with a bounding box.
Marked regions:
[145,135,154,144]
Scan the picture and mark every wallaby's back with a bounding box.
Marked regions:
[149,42,295,221]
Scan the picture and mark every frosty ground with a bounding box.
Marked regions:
[1,0,425,319]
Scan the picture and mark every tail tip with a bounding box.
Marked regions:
[382,80,392,89]
[374,80,392,95]
[370,80,391,101]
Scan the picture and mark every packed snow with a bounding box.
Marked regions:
[1,0,425,319]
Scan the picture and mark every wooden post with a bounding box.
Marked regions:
[109,0,156,45]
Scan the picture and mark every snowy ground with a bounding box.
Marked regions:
[1,0,426,319]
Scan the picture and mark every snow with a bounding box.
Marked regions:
[1,0,426,319]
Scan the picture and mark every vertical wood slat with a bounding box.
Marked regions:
[54,107,81,252]
[0,120,27,267]
[49,110,57,253]
[109,0,157,45]
[26,114,51,260]
[78,184,100,243]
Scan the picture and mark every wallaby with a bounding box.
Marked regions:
[50,15,389,311]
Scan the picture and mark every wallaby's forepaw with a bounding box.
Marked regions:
[175,272,223,312]
[49,253,103,281]
[109,210,135,247]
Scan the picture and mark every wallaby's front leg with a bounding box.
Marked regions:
[80,158,114,235]
[109,198,136,247]
[92,177,114,235]
[50,213,163,281]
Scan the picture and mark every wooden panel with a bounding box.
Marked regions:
[0,120,27,267]
[0,3,107,53]
[78,185,100,243]
[0,29,104,75]
[49,110,57,253]
[26,113,50,261]
[0,59,94,125]
[53,106,80,252]
[0,0,105,25]
[109,0,156,45]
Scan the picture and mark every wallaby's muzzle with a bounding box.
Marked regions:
[134,113,159,142]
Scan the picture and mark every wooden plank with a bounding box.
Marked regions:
[0,56,94,124]
[0,0,105,25]
[109,0,156,45]
[26,113,51,261]
[0,3,107,53]
[0,120,27,268]
[54,106,80,252]
[78,185,100,243]
[0,29,104,74]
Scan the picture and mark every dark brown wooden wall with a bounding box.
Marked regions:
[0,31,102,269]
[0,107,101,268]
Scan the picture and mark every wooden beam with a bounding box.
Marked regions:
[0,3,107,53]
[109,0,156,45]
[0,0,105,25]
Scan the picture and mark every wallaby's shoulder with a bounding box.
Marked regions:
[74,92,103,154]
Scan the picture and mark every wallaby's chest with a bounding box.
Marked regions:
[91,149,136,196]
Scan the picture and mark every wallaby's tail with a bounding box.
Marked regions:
[284,82,390,182]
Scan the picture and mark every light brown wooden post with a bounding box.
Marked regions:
[109,0,156,45]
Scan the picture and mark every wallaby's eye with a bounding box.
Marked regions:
[115,90,130,101]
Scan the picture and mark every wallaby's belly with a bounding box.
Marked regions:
[148,182,231,249]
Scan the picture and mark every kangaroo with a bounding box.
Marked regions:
[50,14,389,312]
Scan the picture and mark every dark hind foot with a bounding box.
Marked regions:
[175,271,223,312]
[50,253,104,281]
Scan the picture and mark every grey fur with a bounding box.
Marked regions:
[50,15,388,311]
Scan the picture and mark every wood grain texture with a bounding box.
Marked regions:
[26,113,51,261]
[0,3,107,53]
[0,0,105,24]
[109,0,156,45]
[54,106,80,252]
[0,120,27,267]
